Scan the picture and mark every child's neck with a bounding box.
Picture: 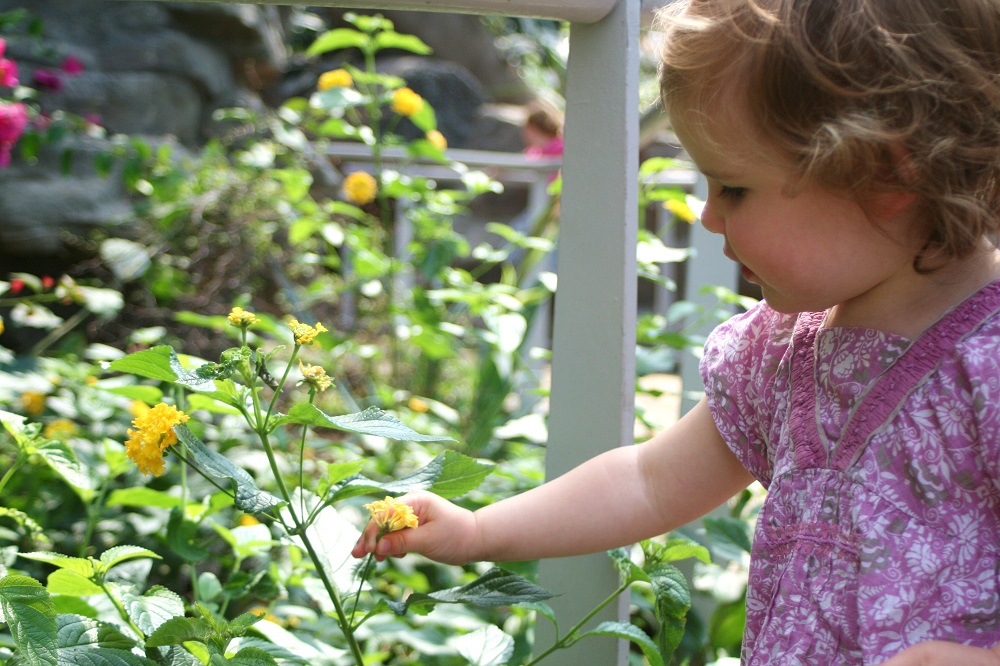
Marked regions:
[825,243,1000,339]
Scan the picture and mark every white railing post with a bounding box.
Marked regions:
[538,0,638,663]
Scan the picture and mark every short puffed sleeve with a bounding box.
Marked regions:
[698,302,796,487]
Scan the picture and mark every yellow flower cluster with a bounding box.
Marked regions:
[287,317,328,346]
[664,198,697,223]
[344,171,377,206]
[318,68,353,91]
[426,130,447,151]
[43,418,78,440]
[125,402,189,476]
[299,360,333,392]
[364,496,419,534]
[228,306,260,328]
[391,87,424,117]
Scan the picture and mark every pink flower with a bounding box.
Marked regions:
[32,68,62,92]
[60,55,83,76]
[0,57,17,87]
[0,102,29,167]
[0,37,6,58]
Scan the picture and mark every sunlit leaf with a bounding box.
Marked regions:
[0,574,57,666]
[386,567,553,615]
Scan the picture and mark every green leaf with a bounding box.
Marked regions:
[450,625,512,666]
[225,646,279,666]
[166,507,211,563]
[145,616,214,648]
[18,553,95,579]
[108,346,178,383]
[386,567,553,615]
[647,538,712,566]
[34,439,99,500]
[331,451,492,502]
[55,614,157,665]
[280,404,455,442]
[305,28,369,56]
[372,32,431,54]
[407,100,437,133]
[704,516,753,562]
[100,546,159,571]
[174,425,285,515]
[46,570,102,597]
[575,621,663,666]
[0,574,58,666]
[100,385,164,404]
[646,563,690,662]
[106,487,183,510]
[121,586,185,637]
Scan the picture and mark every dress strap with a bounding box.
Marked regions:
[787,311,827,468]
[831,279,1000,470]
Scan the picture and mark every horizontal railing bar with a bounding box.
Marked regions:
[120,0,619,23]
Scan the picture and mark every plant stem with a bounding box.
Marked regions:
[349,552,376,629]
[100,581,148,641]
[0,452,27,496]
[523,582,630,666]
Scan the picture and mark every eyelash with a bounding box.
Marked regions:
[718,185,747,200]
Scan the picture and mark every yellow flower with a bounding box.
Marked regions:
[299,359,333,392]
[124,402,189,477]
[287,317,328,346]
[318,68,353,91]
[130,400,150,420]
[364,496,419,534]
[43,418,78,440]
[425,130,447,151]
[391,87,424,118]
[343,171,377,206]
[228,306,260,328]
[85,375,98,386]
[20,391,46,417]
[0,315,4,336]
[239,514,261,527]
[664,198,697,223]
[407,396,429,413]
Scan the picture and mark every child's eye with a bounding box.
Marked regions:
[718,185,747,200]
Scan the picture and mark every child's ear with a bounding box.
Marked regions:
[861,143,919,222]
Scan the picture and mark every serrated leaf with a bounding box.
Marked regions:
[145,617,214,648]
[54,613,159,665]
[106,487,184,510]
[0,574,58,666]
[121,586,184,637]
[575,621,663,666]
[653,538,712,565]
[386,568,553,615]
[331,451,491,503]
[225,646,279,666]
[174,425,284,515]
[99,546,159,571]
[647,563,690,661]
[108,346,178,383]
[18,553,95,579]
[704,516,753,561]
[281,404,454,442]
[450,625,512,666]
[34,439,99,499]
[46,570,102,597]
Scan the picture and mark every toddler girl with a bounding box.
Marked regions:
[355,1,1000,663]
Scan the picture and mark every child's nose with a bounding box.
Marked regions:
[700,200,725,235]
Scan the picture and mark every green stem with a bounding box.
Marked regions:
[0,452,27,496]
[263,345,300,428]
[349,552,376,630]
[523,582,630,666]
[100,580,147,640]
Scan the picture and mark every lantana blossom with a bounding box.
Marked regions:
[391,87,424,118]
[364,496,419,535]
[125,402,189,476]
[318,68,353,91]
[426,130,447,151]
[0,102,29,167]
[287,317,328,346]
[298,359,333,392]
[228,306,260,328]
[0,38,18,88]
[343,171,377,205]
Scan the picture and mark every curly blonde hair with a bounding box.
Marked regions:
[658,0,1000,269]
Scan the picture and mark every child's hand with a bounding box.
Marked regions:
[878,641,1000,665]
[351,490,480,565]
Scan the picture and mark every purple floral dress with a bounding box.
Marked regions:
[700,279,1000,665]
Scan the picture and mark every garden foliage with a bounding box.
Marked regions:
[0,10,759,666]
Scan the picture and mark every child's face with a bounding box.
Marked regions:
[670,103,924,319]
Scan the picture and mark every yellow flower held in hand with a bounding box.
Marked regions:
[318,68,353,91]
[287,317,328,346]
[425,129,447,151]
[125,402,189,477]
[391,87,424,118]
[228,306,260,328]
[364,496,419,535]
[343,171,377,206]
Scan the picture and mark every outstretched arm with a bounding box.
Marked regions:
[353,398,754,564]
[877,642,1000,666]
